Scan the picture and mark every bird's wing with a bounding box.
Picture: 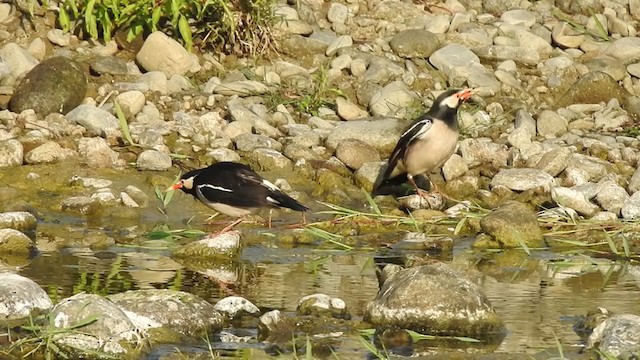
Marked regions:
[194,168,270,208]
[382,117,433,179]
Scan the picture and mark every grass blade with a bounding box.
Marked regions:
[114,101,135,146]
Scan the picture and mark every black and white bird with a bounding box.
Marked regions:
[372,88,473,197]
[168,162,309,231]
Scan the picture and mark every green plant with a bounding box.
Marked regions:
[553,9,609,42]
[57,0,277,53]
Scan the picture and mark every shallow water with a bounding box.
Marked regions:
[5,164,640,358]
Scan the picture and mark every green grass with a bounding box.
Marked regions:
[553,9,609,42]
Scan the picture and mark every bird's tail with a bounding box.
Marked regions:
[270,191,309,212]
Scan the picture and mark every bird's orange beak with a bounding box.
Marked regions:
[457,88,474,101]
[166,183,182,192]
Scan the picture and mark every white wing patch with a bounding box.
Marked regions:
[266,196,280,205]
[262,179,279,191]
[401,119,433,141]
[198,184,233,192]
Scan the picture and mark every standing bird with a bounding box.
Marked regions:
[167,162,309,232]
[372,88,473,197]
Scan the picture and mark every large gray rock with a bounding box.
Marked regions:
[535,147,572,177]
[490,168,555,192]
[479,201,545,248]
[136,149,172,171]
[0,42,39,78]
[429,44,480,76]
[0,139,23,168]
[66,104,120,137]
[25,141,77,164]
[389,29,439,58]
[364,263,505,338]
[0,273,52,322]
[48,293,144,356]
[0,211,37,233]
[552,186,600,217]
[326,117,404,155]
[586,314,640,358]
[77,137,125,168]
[136,31,194,76]
[335,139,380,170]
[537,110,568,138]
[595,181,629,216]
[108,289,224,336]
[9,57,86,116]
[173,231,242,259]
[297,293,350,320]
[622,191,640,220]
[369,81,417,116]
[214,296,260,319]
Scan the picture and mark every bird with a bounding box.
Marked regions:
[372,88,473,198]
[167,162,309,232]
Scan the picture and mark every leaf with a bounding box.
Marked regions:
[114,101,135,146]
[58,7,70,32]
[362,188,381,215]
[84,0,98,38]
[178,15,193,52]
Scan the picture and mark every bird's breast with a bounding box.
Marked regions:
[403,121,458,176]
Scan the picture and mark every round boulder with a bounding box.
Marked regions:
[364,263,505,338]
[9,56,86,116]
[0,273,52,323]
[390,29,439,58]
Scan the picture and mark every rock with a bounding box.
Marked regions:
[622,191,640,220]
[595,181,629,216]
[0,211,36,232]
[442,154,468,181]
[108,289,224,336]
[173,231,241,259]
[391,232,453,253]
[214,296,260,319]
[536,110,568,138]
[369,81,417,116]
[604,37,640,64]
[515,109,537,138]
[586,314,640,358]
[335,139,380,170]
[355,162,385,192]
[77,137,124,168]
[24,141,76,164]
[551,22,585,48]
[9,57,86,116]
[364,263,505,338]
[479,201,545,248]
[138,71,168,94]
[136,31,194,76]
[47,29,70,46]
[213,80,270,96]
[66,104,120,137]
[0,139,23,168]
[327,3,348,24]
[363,57,404,84]
[0,228,34,254]
[90,56,130,75]
[120,192,139,207]
[586,57,627,82]
[48,293,143,356]
[247,148,293,171]
[297,293,350,320]
[0,42,39,78]
[335,97,368,120]
[136,149,172,171]
[507,126,532,150]
[490,168,554,192]
[115,91,145,118]
[429,44,480,76]
[326,117,404,155]
[124,185,149,207]
[235,133,281,152]
[500,9,536,27]
[535,147,572,177]
[0,273,52,321]
[459,138,508,168]
[556,71,629,109]
[390,29,439,58]
[565,154,611,183]
[326,35,353,56]
[552,187,600,217]
[61,196,100,215]
[629,166,640,194]
[475,45,539,65]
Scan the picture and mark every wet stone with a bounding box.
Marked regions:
[586,313,640,358]
[214,296,261,319]
[297,293,351,320]
[0,211,36,232]
[0,273,52,323]
[173,231,242,259]
[48,293,144,357]
[0,228,34,254]
[479,201,545,248]
[364,263,505,338]
[391,233,454,254]
[61,196,100,215]
[108,289,224,337]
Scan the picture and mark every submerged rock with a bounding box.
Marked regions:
[108,289,224,337]
[0,228,34,254]
[173,231,242,259]
[364,263,505,338]
[297,293,351,320]
[214,296,260,319]
[48,293,145,357]
[586,313,640,358]
[0,273,52,324]
[478,201,545,249]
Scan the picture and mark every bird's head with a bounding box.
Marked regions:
[439,88,474,109]
[166,170,200,194]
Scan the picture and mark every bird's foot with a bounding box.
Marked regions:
[213,218,244,235]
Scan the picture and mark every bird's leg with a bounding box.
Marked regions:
[216,218,244,234]
[407,174,431,200]
[268,209,273,229]
[428,179,458,202]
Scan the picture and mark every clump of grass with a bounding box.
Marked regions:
[55,0,276,53]
[553,9,609,42]
[266,66,346,117]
